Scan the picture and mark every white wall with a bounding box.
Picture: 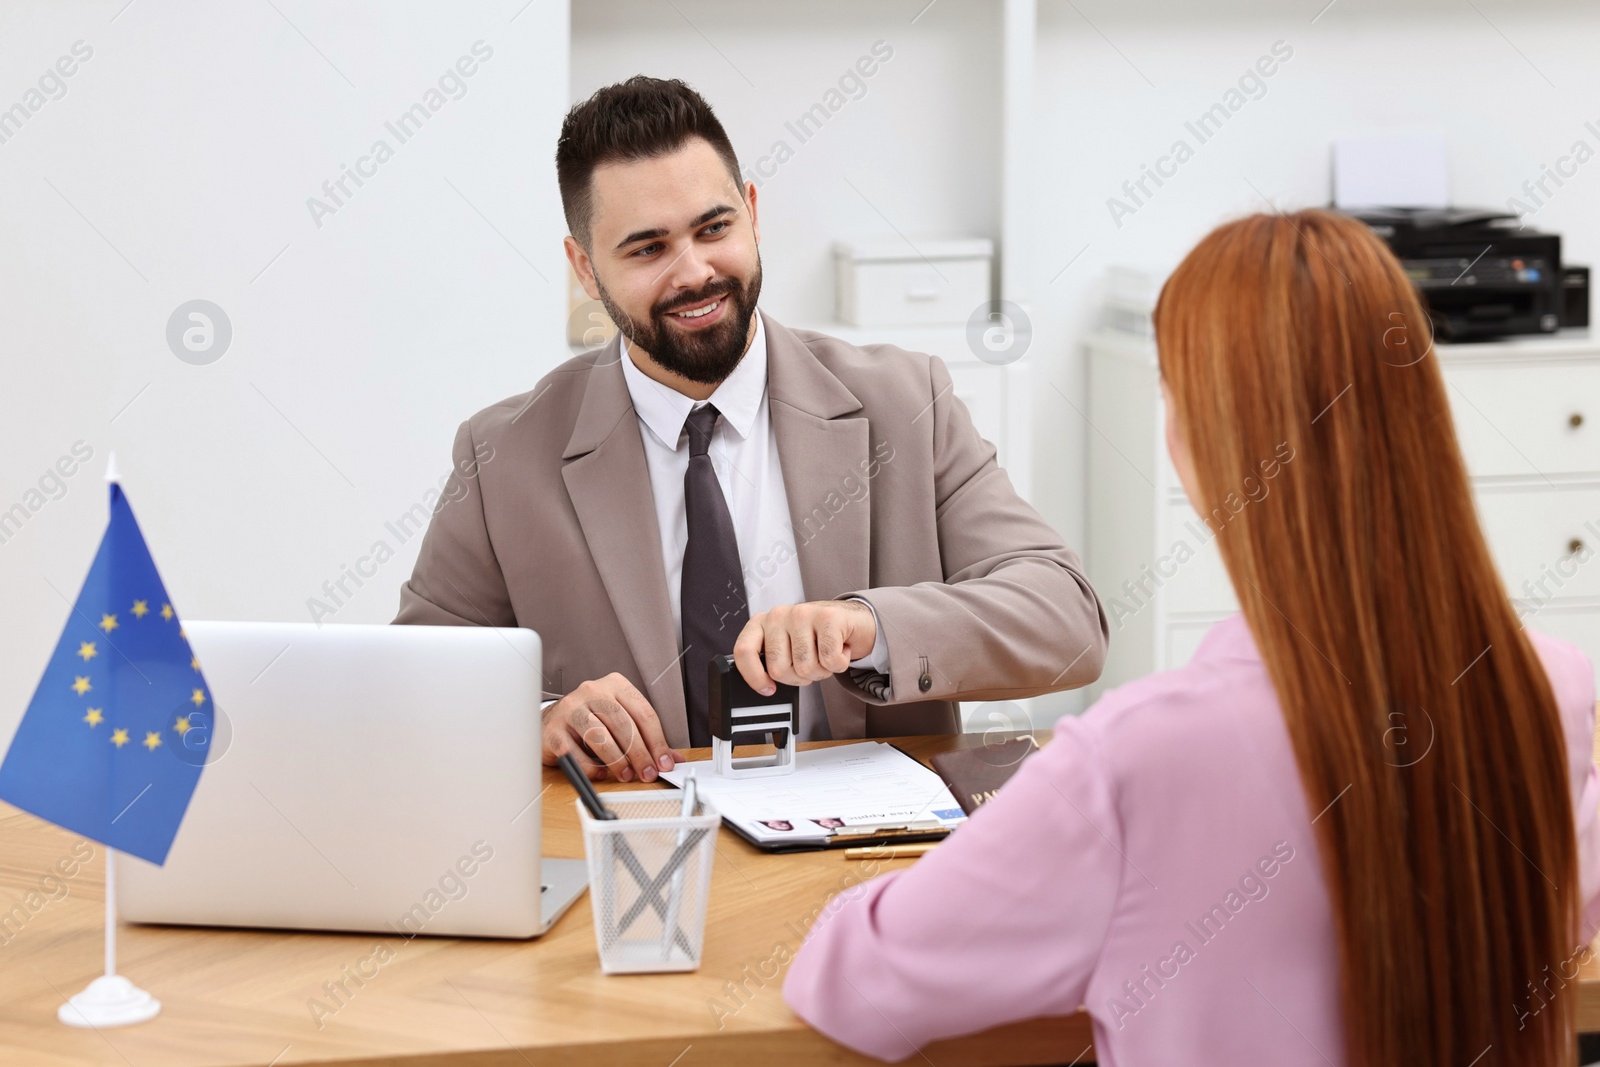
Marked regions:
[571,0,1003,327]
[1029,0,1600,597]
[0,0,571,737]
[7,0,1599,737]
[577,0,1600,713]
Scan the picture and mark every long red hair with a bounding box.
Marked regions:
[1154,209,1578,1065]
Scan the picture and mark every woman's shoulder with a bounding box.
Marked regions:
[1085,614,1271,711]
[1062,614,1282,771]
[1525,627,1597,715]
[1523,628,1597,779]
[1517,628,1597,819]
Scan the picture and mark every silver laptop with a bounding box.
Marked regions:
[118,621,587,939]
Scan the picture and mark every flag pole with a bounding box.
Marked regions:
[105,845,116,978]
[57,454,160,1028]
[57,848,160,1027]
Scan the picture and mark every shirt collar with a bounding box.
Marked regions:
[620,310,767,451]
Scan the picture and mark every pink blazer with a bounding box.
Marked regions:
[783,613,1600,1065]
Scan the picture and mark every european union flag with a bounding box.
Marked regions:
[0,482,211,865]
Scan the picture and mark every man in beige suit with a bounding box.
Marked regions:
[395,76,1107,782]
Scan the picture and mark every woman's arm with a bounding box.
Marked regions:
[782,719,1124,1061]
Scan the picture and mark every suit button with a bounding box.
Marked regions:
[917,673,932,693]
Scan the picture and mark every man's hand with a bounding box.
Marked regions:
[541,673,685,782]
[733,600,878,694]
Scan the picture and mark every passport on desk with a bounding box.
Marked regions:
[928,736,1040,815]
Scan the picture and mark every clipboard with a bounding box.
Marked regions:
[652,748,953,857]
[723,819,952,855]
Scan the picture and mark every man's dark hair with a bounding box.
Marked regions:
[556,76,743,251]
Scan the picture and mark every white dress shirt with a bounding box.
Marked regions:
[618,310,889,742]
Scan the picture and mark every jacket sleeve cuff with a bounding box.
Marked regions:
[835,591,936,705]
[845,597,892,673]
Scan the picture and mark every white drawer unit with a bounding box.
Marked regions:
[1086,325,1600,696]
[1476,483,1600,602]
[833,238,993,328]
[1446,358,1599,478]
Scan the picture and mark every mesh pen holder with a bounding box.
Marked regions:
[577,792,721,974]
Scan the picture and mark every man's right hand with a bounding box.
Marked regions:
[541,673,685,783]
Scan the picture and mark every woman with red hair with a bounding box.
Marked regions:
[785,210,1600,1066]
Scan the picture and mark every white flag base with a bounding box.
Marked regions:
[57,975,160,1028]
[56,848,159,1028]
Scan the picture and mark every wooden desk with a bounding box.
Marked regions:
[4,727,1599,1066]
[0,734,1085,1067]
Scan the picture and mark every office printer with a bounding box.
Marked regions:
[1344,207,1589,342]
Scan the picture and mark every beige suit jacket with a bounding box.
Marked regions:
[393,311,1108,746]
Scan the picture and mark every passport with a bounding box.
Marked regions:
[929,736,1040,816]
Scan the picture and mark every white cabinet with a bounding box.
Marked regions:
[1085,328,1600,697]
[1444,354,1600,477]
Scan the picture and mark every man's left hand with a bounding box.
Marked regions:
[732,600,878,694]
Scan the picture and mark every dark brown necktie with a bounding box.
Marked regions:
[680,404,749,748]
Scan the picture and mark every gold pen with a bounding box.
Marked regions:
[844,842,938,860]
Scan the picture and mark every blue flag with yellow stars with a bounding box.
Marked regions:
[0,482,211,865]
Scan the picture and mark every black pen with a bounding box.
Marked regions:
[558,751,697,957]
[557,752,616,821]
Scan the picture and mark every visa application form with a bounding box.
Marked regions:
[659,741,967,846]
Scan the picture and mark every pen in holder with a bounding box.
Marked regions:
[708,654,799,778]
[576,789,719,973]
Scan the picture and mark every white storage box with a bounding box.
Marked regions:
[834,237,993,327]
